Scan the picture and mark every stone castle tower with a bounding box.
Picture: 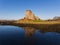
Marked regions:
[24,10,40,20]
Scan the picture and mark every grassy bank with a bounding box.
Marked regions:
[13,21,60,32]
[16,21,60,24]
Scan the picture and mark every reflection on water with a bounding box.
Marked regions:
[22,26,60,37]
[0,25,60,45]
[23,27,36,37]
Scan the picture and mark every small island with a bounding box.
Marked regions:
[16,10,60,25]
[0,10,60,31]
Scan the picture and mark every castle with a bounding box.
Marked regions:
[24,10,40,20]
[18,10,40,22]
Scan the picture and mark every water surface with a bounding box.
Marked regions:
[0,25,60,45]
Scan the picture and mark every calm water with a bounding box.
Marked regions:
[0,25,60,45]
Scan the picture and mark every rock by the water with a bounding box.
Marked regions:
[17,10,40,22]
[24,10,40,20]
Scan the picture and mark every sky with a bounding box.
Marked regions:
[0,0,60,20]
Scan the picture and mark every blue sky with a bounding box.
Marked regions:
[0,0,60,20]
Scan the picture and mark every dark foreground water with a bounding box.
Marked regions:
[0,25,60,45]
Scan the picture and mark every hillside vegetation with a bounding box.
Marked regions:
[16,19,60,24]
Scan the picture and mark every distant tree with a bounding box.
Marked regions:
[53,16,60,21]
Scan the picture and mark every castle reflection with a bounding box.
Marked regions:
[19,26,59,38]
[21,26,60,37]
[23,27,36,37]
